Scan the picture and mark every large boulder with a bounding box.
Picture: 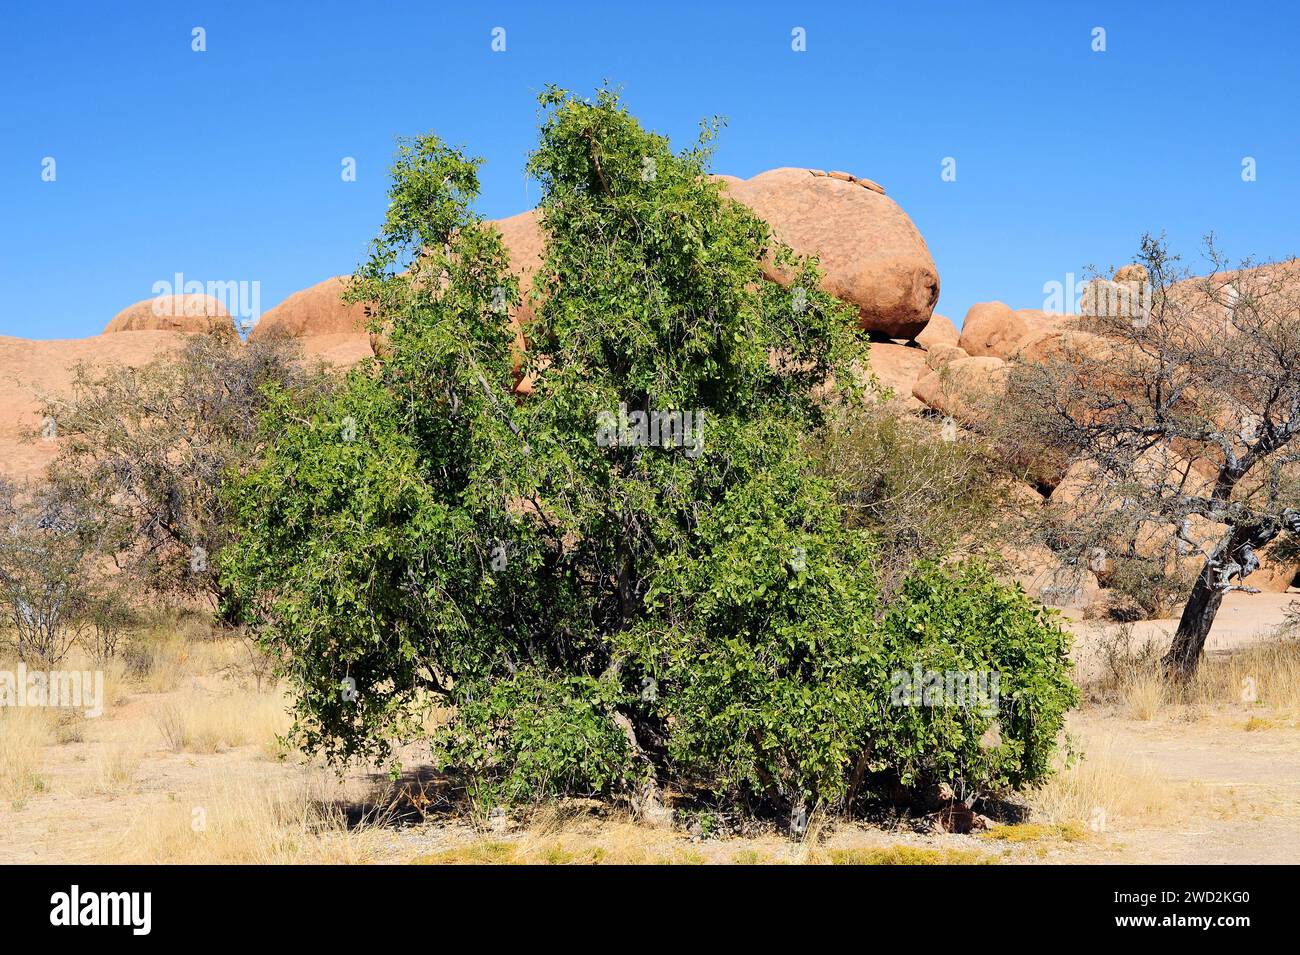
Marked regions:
[297,333,376,367]
[249,277,369,341]
[720,168,939,339]
[102,294,232,335]
[916,313,959,350]
[957,302,1022,359]
[958,302,1070,361]
[1113,263,1150,287]
[366,168,941,368]
[494,208,545,326]
[1079,278,1148,322]
[1251,544,1300,592]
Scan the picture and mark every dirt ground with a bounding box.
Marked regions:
[1,592,1296,865]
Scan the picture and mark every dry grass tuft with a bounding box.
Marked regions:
[152,690,292,755]
[125,633,188,694]
[412,816,710,865]
[1029,736,1183,830]
[1088,625,1300,723]
[0,706,53,806]
[92,744,143,794]
[107,773,381,864]
[1192,636,1300,711]
[1124,674,1167,721]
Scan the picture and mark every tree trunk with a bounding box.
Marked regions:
[610,711,672,827]
[1162,560,1225,679]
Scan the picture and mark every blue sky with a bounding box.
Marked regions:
[2,1,1297,340]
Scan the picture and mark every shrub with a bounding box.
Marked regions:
[808,405,1012,595]
[79,588,137,663]
[1102,555,1194,621]
[434,669,635,806]
[869,561,1078,799]
[39,333,328,617]
[0,481,95,665]
[641,460,883,812]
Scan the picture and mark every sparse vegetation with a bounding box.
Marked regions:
[808,404,1016,595]
[0,708,51,806]
[0,480,98,665]
[108,774,380,865]
[38,333,329,619]
[1028,736,1183,829]
[151,690,292,756]
[1007,236,1300,678]
[825,845,994,865]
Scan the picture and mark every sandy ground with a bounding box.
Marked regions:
[1,592,1296,865]
[1068,590,1297,680]
[1060,710,1300,864]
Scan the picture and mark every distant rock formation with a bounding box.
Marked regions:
[102,294,232,334]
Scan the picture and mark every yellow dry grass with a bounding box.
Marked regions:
[977,821,1088,843]
[1091,625,1300,723]
[0,705,52,806]
[91,743,143,794]
[106,773,384,864]
[1124,673,1167,721]
[1192,636,1300,711]
[1028,735,1183,831]
[152,688,292,756]
[822,845,994,865]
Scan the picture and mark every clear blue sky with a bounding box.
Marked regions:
[2,1,1297,340]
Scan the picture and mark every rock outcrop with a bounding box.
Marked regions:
[0,332,190,482]
[916,313,959,350]
[957,302,1070,361]
[102,294,232,335]
[866,342,927,408]
[248,277,369,340]
[924,342,968,371]
[911,355,1009,427]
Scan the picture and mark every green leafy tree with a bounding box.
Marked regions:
[224,87,1074,820]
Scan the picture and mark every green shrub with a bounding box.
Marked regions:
[434,669,634,805]
[1102,555,1194,621]
[870,561,1078,797]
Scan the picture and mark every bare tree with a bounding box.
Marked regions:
[36,332,328,620]
[1007,235,1300,678]
[0,480,96,665]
